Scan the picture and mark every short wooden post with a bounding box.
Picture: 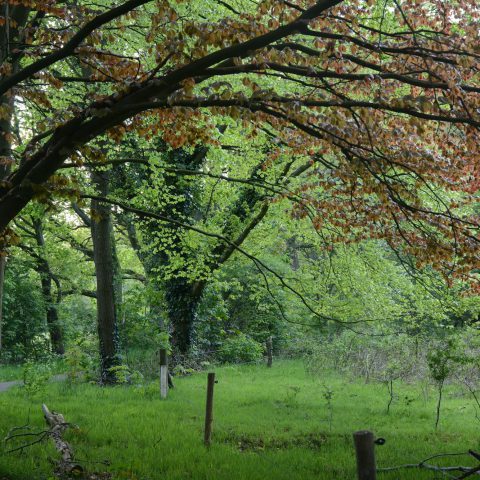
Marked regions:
[204,372,215,446]
[266,336,273,368]
[160,349,168,399]
[353,430,376,480]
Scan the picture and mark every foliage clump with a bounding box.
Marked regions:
[217,333,263,364]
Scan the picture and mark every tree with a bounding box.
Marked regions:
[12,207,95,355]
[1,256,47,360]
[90,169,122,383]
[119,136,323,352]
[12,211,66,354]
[0,0,31,352]
[30,216,65,355]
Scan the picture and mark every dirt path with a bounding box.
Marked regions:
[0,380,21,392]
[0,374,66,393]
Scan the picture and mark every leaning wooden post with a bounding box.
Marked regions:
[266,336,273,368]
[160,349,168,399]
[353,430,376,480]
[204,372,215,446]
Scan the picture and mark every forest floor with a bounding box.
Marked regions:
[0,360,478,480]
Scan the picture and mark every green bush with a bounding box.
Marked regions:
[108,365,144,386]
[64,343,98,384]
[22,360,53,398]
[217,333,263,364]
[2,259,48,361]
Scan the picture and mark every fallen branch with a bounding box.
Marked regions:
[5,405,83,478]
[378,451,480,479]
[41,404,84,477]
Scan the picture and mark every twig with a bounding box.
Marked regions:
[5,405,84,477]
[378,451,480,479]
[5,432,50,453]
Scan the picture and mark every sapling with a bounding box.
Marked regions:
[383,358,404,415]
[283,386,301,409]
[322,384,334,431]
[378,336,414,414]
[427,338,459,430]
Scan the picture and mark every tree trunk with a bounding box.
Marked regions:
[166,278,204,355]
[119,148,208,351]
[286,236,300,271]
[91,170,121,384]
[47,303,64,355]
[38,272,64,355]
[0,255,5,352]
[32,218,65,355]
[0,48,13,358]
[0,5,31,354]
[39,273,64,355]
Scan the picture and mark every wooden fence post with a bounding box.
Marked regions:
[266,336,273,368]
[204,372,215,446]
[160,349,168,399]
[353,430,376,480]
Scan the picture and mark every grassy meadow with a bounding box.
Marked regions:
[0,360,478,479]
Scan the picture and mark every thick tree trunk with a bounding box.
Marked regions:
[111,225,123,322]
[47,304,64,355]
[91,170,120,384]
[119,148,208,351]
[165,278,204,354]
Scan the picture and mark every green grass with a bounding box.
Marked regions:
[0,359,65,382]
[0,360,479,479]
[0,364,24,382]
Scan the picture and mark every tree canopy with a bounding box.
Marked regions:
[0,0,479,375]
[0,0,478,285]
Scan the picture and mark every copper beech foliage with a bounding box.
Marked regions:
[0,0,478,288]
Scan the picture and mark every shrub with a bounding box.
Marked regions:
[108,365,144,386]
[65,344,96,384]
[217,333,263,364]
[22,360,53,398]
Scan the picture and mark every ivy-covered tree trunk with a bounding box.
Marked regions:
[0,37,12,357]
[0,95,12,354]
[0,91,7,346]
[119,147,207,353]
[166,279,204,354]
[91,170,120,384]
[158,149,207,353]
